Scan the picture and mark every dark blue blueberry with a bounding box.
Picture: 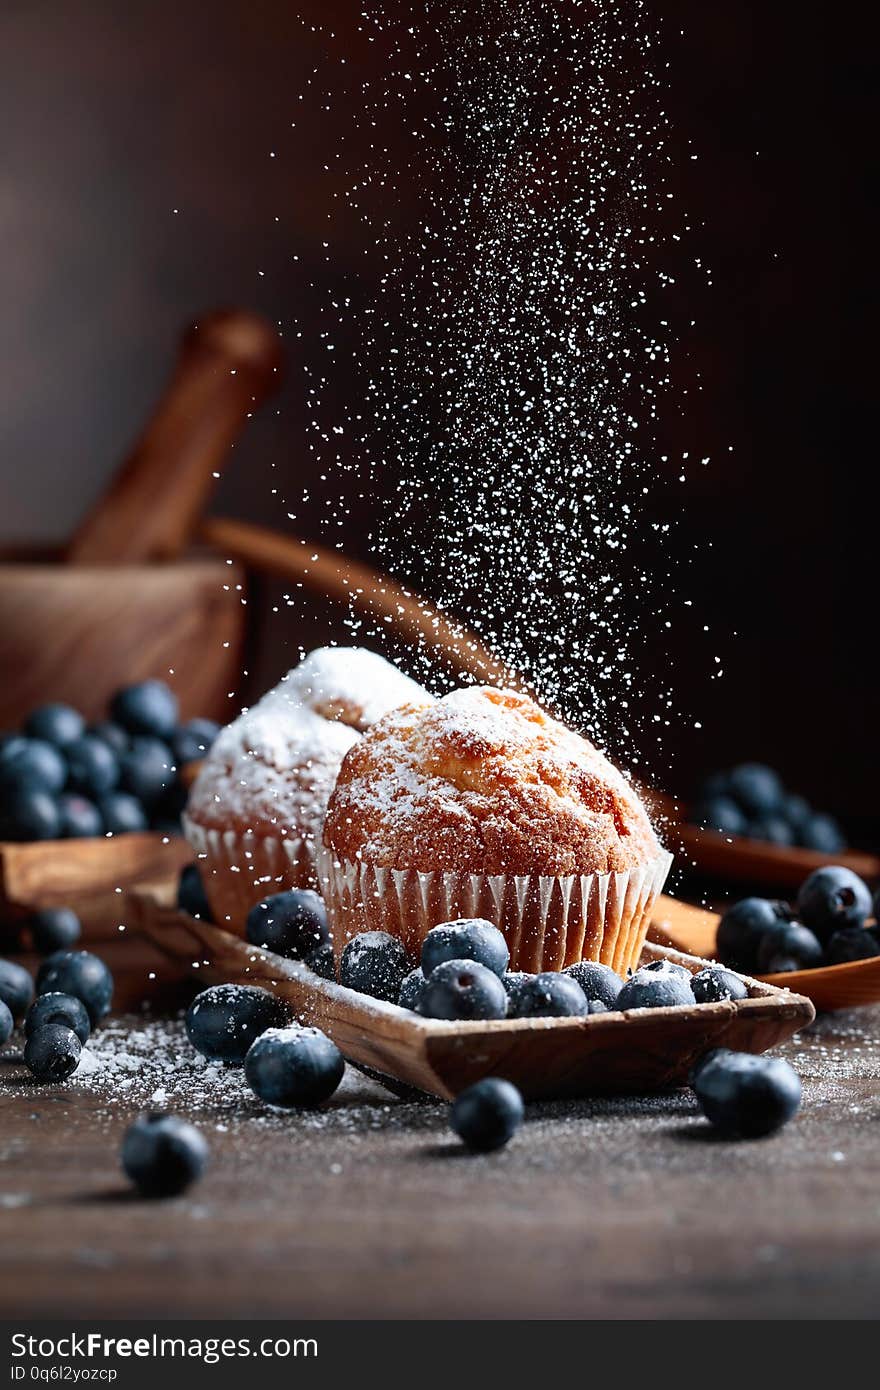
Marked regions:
[25,704,85,749]
[304,940,336,980]
[692,1049,801,1138]
[727,763,785,817]
[177,864,213,921]
[508,971,588,1019]
[0,958,34,1019]
[121,1113,208,1197]
[643,958,691,979]
[698,771,733,800]
[690,966,749,1004]
[760,954,801,974]
[24,991,91,1044]
[245,1025,344,1108]
[36,950,113,1025]
[749,816,795,847]
[89,721,130,756]
[65,735,119,798]
[616,961,695,1010]
[0,786,61,841]
[798,813,846,854]
[756,921,824,972]
[784,794,812,832]
[57,793,103,838]
[796,866,871,940]
[119,737,175,807]
[339,931,409,1003]
[0,737,67,794]
[151,778,187,826]
[111,681,179,739]
[501,971,533,1012]
[99,791,149,835]
[585,998,609,1014]
[417,959,508,1021]
[716,898,791,972]
[450,1078,524,1152]
[171,719,221,765]
[420,919,510,979]
[0,1000,12,1046]
[245,889,330,960]
[826,927,880,965]
[398,968,426,1011]
[184,984,288,1064]
[693,796,749,838]
[28,907,82,954]
[562,960,622,1008]
[24,1023,82,1082]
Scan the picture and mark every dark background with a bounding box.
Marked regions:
[0,1,874,835]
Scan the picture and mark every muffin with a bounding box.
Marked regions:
[184,647,429,928]
[321,685,671,974]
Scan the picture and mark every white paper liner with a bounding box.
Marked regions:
[183,813,318,932]
[319,848,673,975]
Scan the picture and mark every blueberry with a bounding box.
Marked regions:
[0,737,67,794]
[0,1000,12,1046]
[57,793,103,838]
[798,813,846,854]
[826,927,880,965]
[28,907,82,954]
[761,954,802,974]
[716,897,791,972]
[245,889,330,960]
[0,958,34,1019]
[177,864,213,921]
[796,866,871,940]
[698,771,733,800]
[36,950,113,1024]
[171,719,221,765]
[398,968,426,1011]
[25,703,85,749]
[99,791,149,835]
[119,737,175,807]
[121,1113,208,1197]
[450,1078,524,1152]
[616,961,695,1010]
[111,680,179,739]
[245,1025,344,1108]
[65,735,119,798]
[304,940,336,980]
[339,931,409,1004]
[749,816,795,847]
[24,1023,82,1082]
[783,794,812,831]
[562,960,622,1008]
[585,999,610,1014]
[418,959,508,1021]
[693,796,748,837]
[24,991,91,1044]
[756,921,824,972]
[501,971,533,1012]
[643,958,691,979]
[184,984,287,1064]
[727,763,785,816]
[508,972,588,1019]
[690,966,749,1004]
[89,721,130,756]
[692,1049,801,1138]
[420,919,510,979]
[0,787,61,841]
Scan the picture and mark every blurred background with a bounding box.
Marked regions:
[0,1,874,837]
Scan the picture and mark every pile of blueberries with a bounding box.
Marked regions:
[690,762,846,852]
[240,883,802,1146]
[717,865,880,973]
[0,681,219,842]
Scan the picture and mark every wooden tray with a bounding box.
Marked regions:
[134,895,814,1100]
[650,893,880,1012]
[0,833,192,918]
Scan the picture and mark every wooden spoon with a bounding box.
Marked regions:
[67,310,283,564]
[649,894,880,1011]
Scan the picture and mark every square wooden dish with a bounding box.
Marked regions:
[134,894,815,1100]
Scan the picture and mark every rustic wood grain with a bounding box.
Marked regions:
[0,555,245,727]
[0,833,192,916]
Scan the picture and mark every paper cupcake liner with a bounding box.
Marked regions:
[319,849,673,976]
[183,814,319,933]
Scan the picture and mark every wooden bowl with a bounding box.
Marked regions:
[0,548,245,728]
[134,896,814,1100]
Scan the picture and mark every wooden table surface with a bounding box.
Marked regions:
[2,1002,879,1320]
